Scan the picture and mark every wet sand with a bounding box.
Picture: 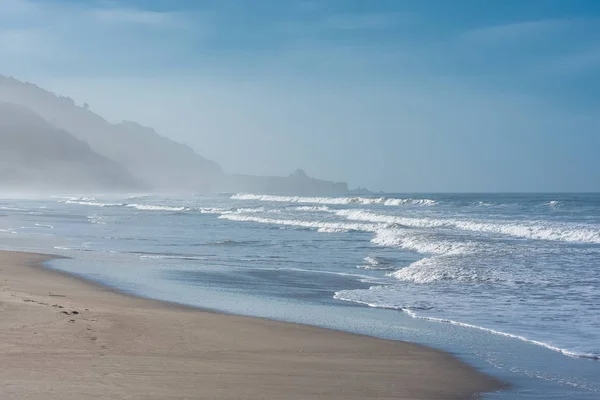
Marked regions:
[0,250,504,399]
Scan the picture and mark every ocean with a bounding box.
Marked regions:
[1,192,598,399]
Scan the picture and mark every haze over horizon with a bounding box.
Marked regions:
[2,0,599,192]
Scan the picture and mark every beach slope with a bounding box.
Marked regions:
[0,251,504,399]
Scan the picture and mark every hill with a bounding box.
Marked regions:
[0,102,139,192]
[0,76,222,191]
[0,75,354,195]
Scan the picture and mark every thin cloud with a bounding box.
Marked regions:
[322,12,412,31]
[0,28,47,55]
[0,0,38,15]
[549,45,600,75]
[92,8,184,27]
[459,19,572,45]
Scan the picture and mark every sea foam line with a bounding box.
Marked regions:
[332,292,600,360]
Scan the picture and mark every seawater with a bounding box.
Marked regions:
[1,193,599,399]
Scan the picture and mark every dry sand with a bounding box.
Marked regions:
[0,250,505,399]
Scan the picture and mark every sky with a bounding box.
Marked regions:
[1,0,599,192]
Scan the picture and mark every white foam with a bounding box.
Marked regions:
[235,207,271,213]
[387,257,476,283]
[333,290,599,360]
[64,200,123,207]
[87,215,106,224]
[356,256,397,271]
[218,214,379,233]
[372,229,473,256]
[198,207,231,214]
[294,206,331,212]
[34,223,54,228]
[58,196,96,201]
[364,256,379,265]
[545,200,562,208]
[0,206,26,211]
[336,210,600,244]
[231,193,437,206]
[126,204,187,212]
[139,254,203,261]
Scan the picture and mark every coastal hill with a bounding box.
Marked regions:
[0,76,221,192]
[0,102,139,192]
[0,75,351,195]
[220,169,348,195]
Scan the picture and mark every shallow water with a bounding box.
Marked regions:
[1,193,599,399]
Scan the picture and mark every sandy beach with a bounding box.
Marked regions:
[0,250,504,399]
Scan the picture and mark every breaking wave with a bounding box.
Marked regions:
[356,256,397,271]
[231,193,437,206]
[371,229,474,256]
[126,204,188,212]
[218,214,379,233]
[294,205,331,212]
[64,200,123,207]
[336,209,600,244]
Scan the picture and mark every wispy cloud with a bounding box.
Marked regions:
[459,19,572,45]
[0,0,203,74]
[322,12,412,31]
[548,45,600,74]
[0,0,38,15]
[0,28,49,55]
[92,8,184,27]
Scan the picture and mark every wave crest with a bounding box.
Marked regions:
[231,193,437,206]
[336,210,600,244]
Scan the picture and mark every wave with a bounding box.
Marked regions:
[294,205,331,212]
[201,239,264,247]
[64,200,123,207]
[218,214,379,233]
[545,200,562,208]
[333,290,599,360]
[336,210,600,244]
[87,214,106,224]
[34,223,54,228]
[126,204,187,212]
[58,196,96,201]
[357,256,397,271]
[198,207,231,214]
[0,206,26,211]
[372,229,474,256]
[251,266,380,282]
[387,256,487,283]
[231,193,437,206]
[61,200,195,213]
[372,230,486,283]
[472,201,494,207]
[139,254,205,261]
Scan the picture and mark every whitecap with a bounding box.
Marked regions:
[231,193,437,206]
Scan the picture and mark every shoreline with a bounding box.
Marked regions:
[0,250,506,399]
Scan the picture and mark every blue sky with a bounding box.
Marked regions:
[1,0,599,191]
